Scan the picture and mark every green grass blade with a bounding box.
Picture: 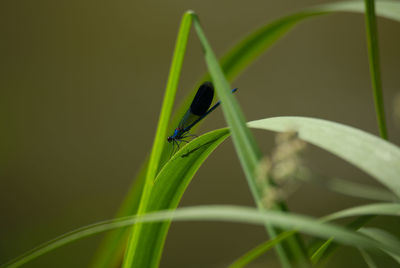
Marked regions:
[364,0,387,139]
[192,14,298,267]
[229,231,297,268]
[311,0,400,22]
[309,237,335,265]
[216,0,400,84]
[229,202,400,267]
[360,228,400,265]
[359,248,378,268]
[5,205,400,268]
[127,128,230,268]
[309,215,374,264]
[193,16,264,206]
[122,11,194,268]
[216,12,311,79]
[322,203,400,222]
[218,12,323,82]
[322,177,399,202]
[248,117,400,197]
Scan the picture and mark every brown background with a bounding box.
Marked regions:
[1,0,400,267]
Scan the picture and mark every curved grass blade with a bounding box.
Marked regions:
[322,203,400,222]
[311,0,400,22]
[322,177,399,202]
[5,205,400,268]
[360,228,400,265]
[216,1,400,84]
[122,10,194,268]
[228,202,400,267]
[128,128,230,268]
[248,117,400,197]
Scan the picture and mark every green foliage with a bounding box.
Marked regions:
[4,114,400,267]
[322,177,399,202]
[364,0,387,139]
[4,202,400,268]
[124,129,230,268]
[193,14,304,267]
[360,228,400,265]
[229,231,298,268]
[93,1,400,267]
[248,117,400,197]
[121,11,194,268]
[3,1,400,268]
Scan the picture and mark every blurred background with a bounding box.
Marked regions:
[1,0,399,267]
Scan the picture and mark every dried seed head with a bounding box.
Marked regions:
[257,130,308,208]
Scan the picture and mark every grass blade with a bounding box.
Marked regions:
[364,0,387,139]
[193,16,264,207]
[5,205,400,268]
[229,231,297,268]
[322,203,400,222]
[248,116,400,197]
[229,202,400,267]
[92,129,230,268]
[321,177,399,202]
[309,237,335,265]
[122,11,194,268]
[193,14,299,267]
[360,228,400,265]
[217,1,400,83]
[359,248,378,268]
[309,215,374,264]
[126,128,230,268]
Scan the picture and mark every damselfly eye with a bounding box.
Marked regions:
[167,136,172,143]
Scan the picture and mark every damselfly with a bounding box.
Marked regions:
[167,81,237,154]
